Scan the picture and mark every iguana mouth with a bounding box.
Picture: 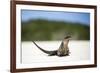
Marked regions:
[64,35,71,39]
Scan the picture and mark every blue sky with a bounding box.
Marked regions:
[21,10,90,25]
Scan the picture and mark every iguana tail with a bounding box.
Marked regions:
[32,41,57,55]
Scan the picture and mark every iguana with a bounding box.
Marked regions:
[32,36,71,57]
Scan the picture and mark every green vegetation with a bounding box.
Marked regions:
[21,19,90,41]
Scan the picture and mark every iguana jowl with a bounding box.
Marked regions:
[32,36,71,57]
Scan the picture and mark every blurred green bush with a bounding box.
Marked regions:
[21,19,90,41]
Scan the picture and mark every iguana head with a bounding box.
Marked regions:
[64,35,71,39]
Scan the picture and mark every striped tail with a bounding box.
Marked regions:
[32,41,57,55]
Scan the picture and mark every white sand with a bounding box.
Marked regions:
[21,41,90,64]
